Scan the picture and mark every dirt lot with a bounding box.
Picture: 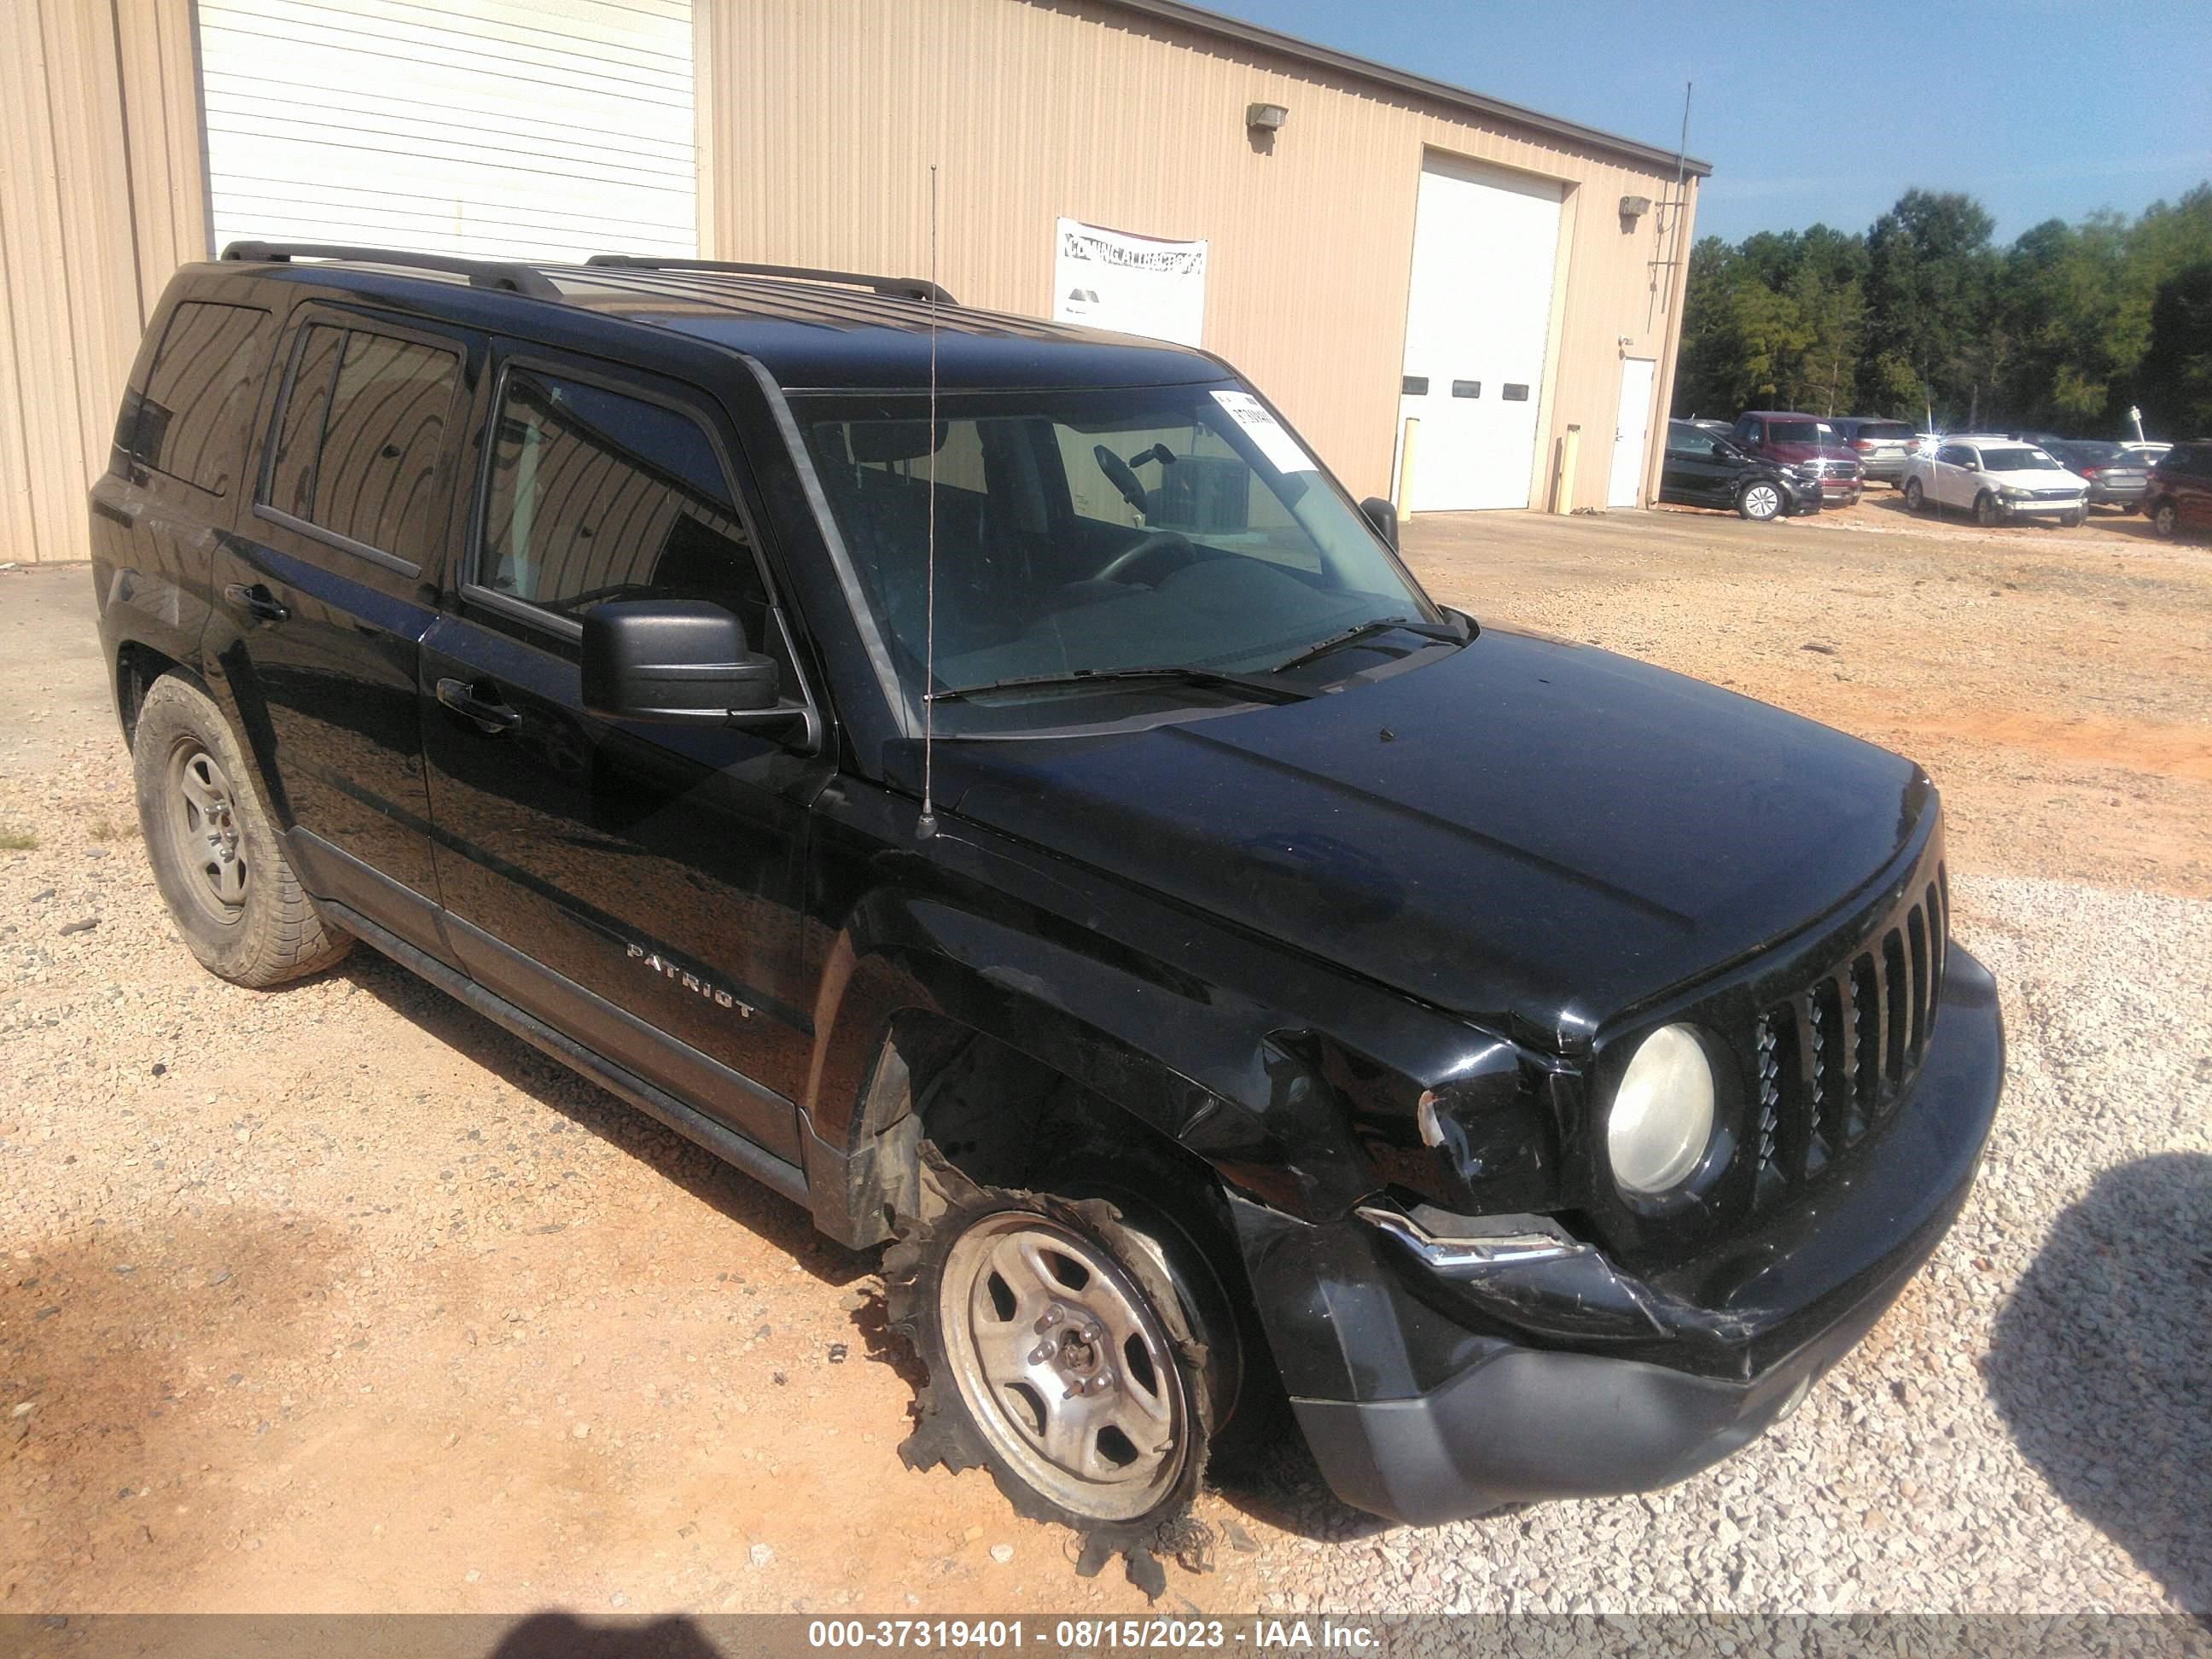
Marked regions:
[3,502,2209,1620]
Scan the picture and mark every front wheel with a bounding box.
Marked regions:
[1738,480,1783,521]
[2151,500,2179,538]
[132,673,351,987]
[2061,509,2085,529]
[887,1172,1224,1586]
[1975,492,2002,528]
[1903,478,1926,514]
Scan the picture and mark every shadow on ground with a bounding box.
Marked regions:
[1987,1151,2212,1613]
[335,947,869,1292]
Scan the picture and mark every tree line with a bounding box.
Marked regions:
[1671,184,2212,439]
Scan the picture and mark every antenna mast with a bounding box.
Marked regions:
[916,162,941,841]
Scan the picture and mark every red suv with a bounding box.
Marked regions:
[2144,440,2212,538]
[1731,411,1866,506]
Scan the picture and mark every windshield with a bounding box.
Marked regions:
[2059,440,2127,464]
[1767,420,1822,444]
[795,383,1440,729]
[1982,447,2064,471]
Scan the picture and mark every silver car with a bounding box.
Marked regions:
[1827,416,1919,486]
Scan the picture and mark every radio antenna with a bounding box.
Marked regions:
[916,161,941,841]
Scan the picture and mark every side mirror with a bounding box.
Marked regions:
[582,599,783,725]
[1359,496,1400,550]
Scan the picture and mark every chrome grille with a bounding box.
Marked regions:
[1750,863,1947,1203]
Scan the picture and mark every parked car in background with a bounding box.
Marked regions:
[1690,418,1734,439]
[2040,439,2150,512]
[1730,411,1864,505]
[1826,417,1919,486]
[1659,420,1820,521]
[2143,441,2212,538]
[1901,437,2088,527]
[2121,440,2172,468]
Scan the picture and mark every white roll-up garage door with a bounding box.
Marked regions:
[1397,154,1563,512]
[197,0,696,263]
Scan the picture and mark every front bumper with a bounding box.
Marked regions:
[1997,497,2086,519]
[1247,946,2004,1526]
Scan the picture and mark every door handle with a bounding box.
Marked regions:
[435,677,523,735]
[223,582,288,623]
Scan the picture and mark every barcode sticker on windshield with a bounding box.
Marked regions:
[1211,390,1317,475]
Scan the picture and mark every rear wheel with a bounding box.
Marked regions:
[1738,480,1783,521]
[1903,478,1926,514]
[132,674,350,987]
[2151,500,2179,538]
[1974,492,2002,528]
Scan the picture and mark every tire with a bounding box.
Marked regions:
[886,1156,1226,1592]
[1738,480,1784,521]
[1903,478,1925,514]
[132,672,351,987]
[2062,509,2085,529]
[2151,500,2179,538]
[1975,492,2002,529]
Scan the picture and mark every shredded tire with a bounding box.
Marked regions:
[883,1154,1217,1599]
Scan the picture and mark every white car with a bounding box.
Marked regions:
[1901,436,2088,528]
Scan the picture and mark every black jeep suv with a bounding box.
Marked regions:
[91,244,2003,1567]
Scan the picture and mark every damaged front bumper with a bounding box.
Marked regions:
[1232,946,2004,1526]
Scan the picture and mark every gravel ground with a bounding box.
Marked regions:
[3,505,2209,1619]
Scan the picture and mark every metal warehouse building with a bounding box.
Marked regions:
[2,0,1707,565]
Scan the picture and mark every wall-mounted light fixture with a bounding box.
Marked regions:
[1247,102,1289,134]
[1619,194,1652,227]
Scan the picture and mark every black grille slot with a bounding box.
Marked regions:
[1749,861,1948,1205]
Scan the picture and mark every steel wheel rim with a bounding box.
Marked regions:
[2155,504,2176,536]
[163,740,247,924]
[938,1211,1188,1521]
[1745,484,1778,519]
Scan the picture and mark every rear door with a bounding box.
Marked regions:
[418,349,830,1162]
[1660,424,1729,507]
[210,305,476,962]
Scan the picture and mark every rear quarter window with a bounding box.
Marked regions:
[127,301,274,494]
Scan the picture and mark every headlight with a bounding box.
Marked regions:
[1999,486,2029,500]
[1607,1024,1716,1196]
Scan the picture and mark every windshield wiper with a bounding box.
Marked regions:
[1271,614,1466,673]
[927,665,1308,706]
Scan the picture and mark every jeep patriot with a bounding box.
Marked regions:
[91,244,2004,1577]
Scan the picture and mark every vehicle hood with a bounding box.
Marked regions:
[1985,465,2085,489]
[940,628,1933,1045]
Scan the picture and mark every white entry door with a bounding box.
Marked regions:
[1398,154,1563,511]
[197,0,697,262]
[1609,358,1658,507]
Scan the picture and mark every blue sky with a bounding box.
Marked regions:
[1201,0,2212,245]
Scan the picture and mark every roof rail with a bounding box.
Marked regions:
[219,241,562,301]
[585,254,954,307]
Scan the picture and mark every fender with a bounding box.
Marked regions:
[798,782,1554,1245]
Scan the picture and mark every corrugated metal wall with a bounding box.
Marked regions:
[1,0,207,565]
[701,0,1698,509]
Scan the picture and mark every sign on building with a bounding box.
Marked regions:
[1052,218,1208,346]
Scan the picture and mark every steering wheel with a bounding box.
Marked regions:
[1092,528,1196,586]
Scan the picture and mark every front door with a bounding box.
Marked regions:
[1661,426,1732,508]
[210,306,474,962]
[419,352,830,1162]
[1608,358,1656,508]
[1930,445,1977,509]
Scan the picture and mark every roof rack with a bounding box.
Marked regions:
[585,254,954,307]
[219,241,562,301]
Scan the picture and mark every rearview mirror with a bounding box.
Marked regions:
[582,599,784,725]
[1359,496,1400,550]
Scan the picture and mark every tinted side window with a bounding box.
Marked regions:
[479,368,777,660]
[131,301,273,494]
[265,324,346,521]
[313,332,460,558]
